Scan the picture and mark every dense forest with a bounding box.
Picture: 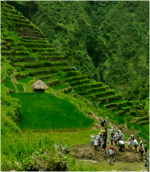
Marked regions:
[7,1,149,103]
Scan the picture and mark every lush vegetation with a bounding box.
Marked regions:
[7,1,149,102]
[11,93,94,130]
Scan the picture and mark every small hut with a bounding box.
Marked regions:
[31,79,48,93]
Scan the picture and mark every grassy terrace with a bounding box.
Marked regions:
[11,93,94,130]
[1,12,26,20]
[2,0,148,130]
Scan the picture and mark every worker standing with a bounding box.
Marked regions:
[132,138,138,153]
[109,146,115,165]
[104,117,108,127]
[121,133,124,141]
[91,134,95,148]
[114,133,118,147]
[128,135,134,149]
[110,133,115,146]
[139,141,144,158]
[144,144,148,159]
[117,128,122,145]
[111,127,114,134]
[102,132,107,153]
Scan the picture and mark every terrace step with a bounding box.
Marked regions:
[41,55,65,62]
[104,101,133,109]
[25,66,72,76]
[12,22,33,28]
[1,46,8,51]
[1,3,14,10]
[57,87,73,94]
[5,56,36,62]
[35,74,53,80]
[77,86,106,95]
[45,79,60,87]
[115,110,126,116]
[69,93,78,98]
[2,37,14,42]
[65,71,80,78]
[20,38,47,43]
[1,12,26,20]
[65,75,88,82]
[52,83,70,90]
[18,32,44,38]
[17,27,40,32]
[73,82,103,92]
[2,16,30,24]
[109,107,118,111]
[1,8,19,15]
[38,52,61,55]
[87,90,115,100]
[29,48,56,52]
[69,79,91,87]
[98,94,123,106]
[11,42,52,48]
[135,116,149,124]
[137,120,149,125]
[1,50,30,55]
[18,35,45,40]
[13,61,69,68]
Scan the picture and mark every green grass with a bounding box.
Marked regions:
[53,83,70,90]
[17,84,24,92]
[5,77,16,91]
[11,93,94,130]
[142,124,149,132]
[19,77,33,83]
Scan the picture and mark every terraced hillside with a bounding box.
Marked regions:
[1,1,149,127]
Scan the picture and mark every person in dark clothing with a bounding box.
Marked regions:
[102,133,107,153]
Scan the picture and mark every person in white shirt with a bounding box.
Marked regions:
[117,128,122,145]
[111,127,114,134]
[109,146,115,165]
[121,133,124,141]
[132,138,138,153]
[114,133,118,146]
[94,137,98,154]
[118,140,125,151]
[128,135,134,149]
[104,117,108,127]
[91,134,95,148]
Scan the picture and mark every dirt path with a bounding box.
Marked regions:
[71,144,146,163]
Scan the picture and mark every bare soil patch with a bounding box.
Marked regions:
[71,144,145,163]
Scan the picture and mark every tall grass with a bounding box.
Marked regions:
[5,77,16,91]
[11,93,94,130]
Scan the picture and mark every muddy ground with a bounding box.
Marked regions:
[70,144,146,163]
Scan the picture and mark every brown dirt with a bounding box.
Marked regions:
[70,144,146,163]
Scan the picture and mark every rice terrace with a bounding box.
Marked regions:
[1,1,149,171]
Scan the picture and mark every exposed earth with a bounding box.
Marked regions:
[71,144,146,163]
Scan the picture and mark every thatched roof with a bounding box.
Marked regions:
[31,80,48,90]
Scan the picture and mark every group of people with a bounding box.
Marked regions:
[90,117,149,168]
